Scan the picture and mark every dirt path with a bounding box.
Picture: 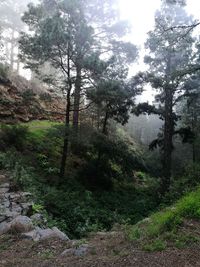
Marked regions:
[0,231,200,267]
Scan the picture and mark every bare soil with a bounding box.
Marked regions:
[0,230,200,267]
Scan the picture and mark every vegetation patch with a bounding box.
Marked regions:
[127,188,200,251]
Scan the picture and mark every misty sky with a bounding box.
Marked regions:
[119,0,200,102]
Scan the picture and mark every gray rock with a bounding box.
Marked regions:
[36,228,56,240]
[60,248,74,256]
[10,215,34,233]
[2,200,10,208]
[0,222,11,235]
[0,215,7,223]
[21,202,33,215]
[21,229,41,241]
[74,244,89,256]
[52,227,69,241]
[61,245,89,257]
[11,203,22,214]
[0,187,9,194]
[0,183,10,189]
[6,211,20,220]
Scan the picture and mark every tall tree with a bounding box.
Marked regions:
[142,0,195,193]
[19,0,138,177]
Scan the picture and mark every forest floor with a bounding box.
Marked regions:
[1,230,200,267]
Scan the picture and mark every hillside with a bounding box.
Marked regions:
[0,75,65,123]
[1,180,200,266]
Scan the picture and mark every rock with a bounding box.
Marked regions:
[11,203,22,214]
[61,245,89,257]
[1,200,10,208]
[22,227,69,242]
[10,216,34,233]
[21,229,41,242]
[52,227,69,241]
[60,248,74,256]
[6,211,20,220]
[0,187,9,194]
[21,202,33,215]
[37,228,56,240]
[0,215,7,223]
[30,213,45,225]
[74,244,89,256]
[0,183,10,189]
[0,222,11,235]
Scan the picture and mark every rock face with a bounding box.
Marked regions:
[0,77,65,123]
[0,173,69,241]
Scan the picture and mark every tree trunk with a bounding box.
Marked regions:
[60,47,72,178]
[161,54,174,195]
[102,110,109,135]
[162,88,173,194]
[60,88,71,178]
[73,64,82,133]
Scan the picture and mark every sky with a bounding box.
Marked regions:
[118,0,200,102]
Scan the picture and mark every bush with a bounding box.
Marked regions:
[0,124,29,151]
[128,187,200,250]
[21,89,36,102]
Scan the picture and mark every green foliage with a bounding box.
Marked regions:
[39,92,52,102]
[0,124,29,151]
[142,239,167,252]
[0,121,158,238]
[128,187,200,250]
[21,89,36,102]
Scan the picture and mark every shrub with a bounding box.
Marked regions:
[0,124,29,151]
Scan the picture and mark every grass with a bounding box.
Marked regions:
[127,187,200,251]
[21,120,61,139]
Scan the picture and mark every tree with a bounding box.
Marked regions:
[19,0,138,178]
[141,0,196,193]
[86,56,140,135]
[0,0,31,72]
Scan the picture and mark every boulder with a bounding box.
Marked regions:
[21,228,41,242]
[10,215,34,233]
[22,227,69,241]
[61,245,89,257]
[0,222,11,235]
[30,213,46,225]
[52,227,69,241]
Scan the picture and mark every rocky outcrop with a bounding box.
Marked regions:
[0,78,66,123]
[0,173,69,241]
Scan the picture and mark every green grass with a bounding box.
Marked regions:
[127,187,200,251]
[21,120,61,139]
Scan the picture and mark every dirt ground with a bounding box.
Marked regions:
[0,230,200,267]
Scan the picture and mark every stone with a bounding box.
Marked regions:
[0,222,11,235]
[6,211,20,220]
[1,200,10,208]
[30,213,47,226]
[36,228,56,240]
[0,187,9,194]
[60,248,74,256]
[0,215,7,223]
[74,244,89,257]
[10,215,34,233]
[11,203,22,214]
[21,229,41,242]
[21,202,33,215]
[52,227,69,241]
[61,245,89,257]
[0,183,10,189]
